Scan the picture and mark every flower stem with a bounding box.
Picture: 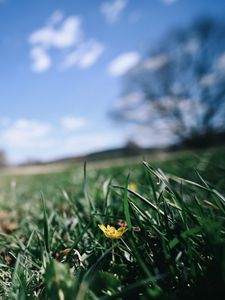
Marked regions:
[112,240,115,263]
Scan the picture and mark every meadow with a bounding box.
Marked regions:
[0,147,225,299]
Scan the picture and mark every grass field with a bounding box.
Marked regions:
[0,147,225,299]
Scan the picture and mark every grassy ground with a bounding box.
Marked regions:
[0,147,224,299]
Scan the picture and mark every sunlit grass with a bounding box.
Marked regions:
[0,148,224,299]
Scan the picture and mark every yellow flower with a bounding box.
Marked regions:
[98,224,128,239]
[128,183,137,192]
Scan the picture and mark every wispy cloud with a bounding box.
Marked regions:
[199,73,217,87]
[215,52,225,71]
[28,11,104,73]
[160,0,178,5]
[0,117,126,163]
[62,40,104,69]
[141,54,169,71]
[0,115,170,163]
[100,0,128,23]
[48,10,64,26]
[130,123,174,148]
[30,47,51,73]
[114,92,143,109]
[29,15,82,49]
[61,116,88,130]
[108,51,140,76]
[0,119,52,147]
[183,38,199,54]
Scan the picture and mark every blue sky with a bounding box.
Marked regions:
[0,0,225,163]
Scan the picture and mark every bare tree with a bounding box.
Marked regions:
[112,18,225,147]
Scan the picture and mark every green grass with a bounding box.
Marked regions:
[0,147,225,299]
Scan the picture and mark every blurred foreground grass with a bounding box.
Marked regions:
[0,147,224,299]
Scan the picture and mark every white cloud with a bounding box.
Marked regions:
[100,0,128,23]
[78,41,104,68]
[0,115,176,164]
[0,119,52,147]
[62,40,104,69]
[30,47,51,72]
[61,116,88,130]
[215,52,225,71]
[29,15,82,49]
[200,73,217,87]
[115,92,143,109]
[129,124,174,147]
[48,10,64,26]
[122,102,153,123]
[108,52,140,76]
[198,53,225,87]
[183,38,199,54]
[28,11,104,73]
[142,54,169,71]
[119,96,204,128]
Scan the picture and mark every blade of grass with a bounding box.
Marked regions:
[83,161,95,211]
[41,192,50,254]
[123,175,132,231]
[113,185,166,217]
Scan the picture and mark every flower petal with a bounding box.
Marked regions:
[118,226,128,233]
[98,224,128,239]
[98,224,106,232]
